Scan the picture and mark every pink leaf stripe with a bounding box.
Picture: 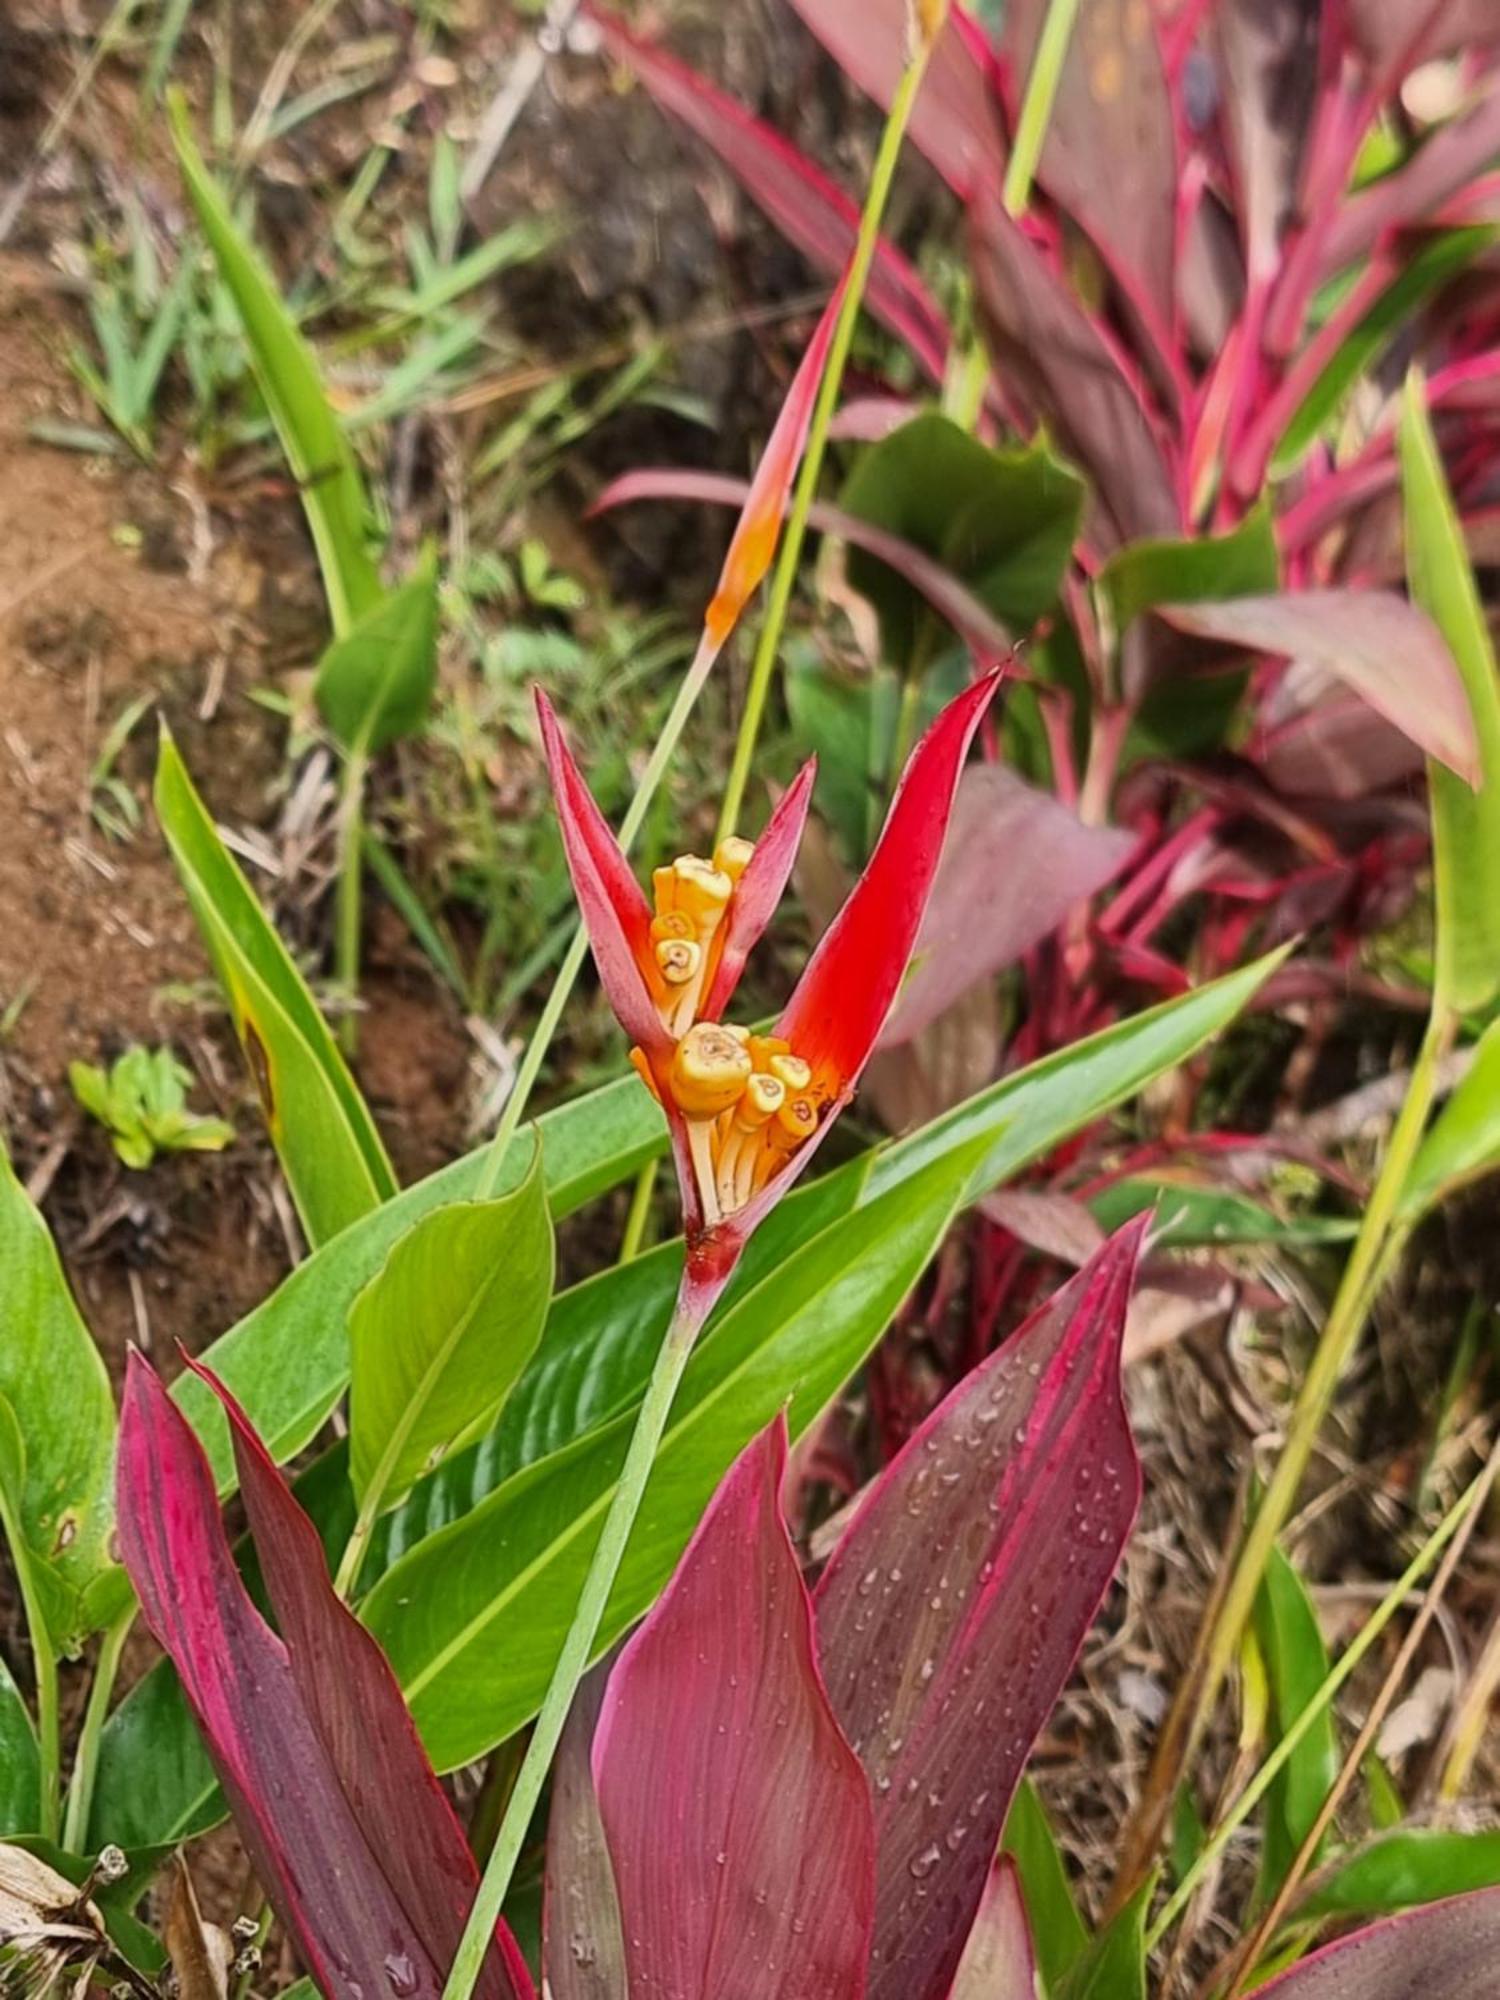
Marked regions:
[704,759,818,1021]
[1159,590,1481,785]
[585,4,951,383]
[116,1353,532,2000]
[1258,1884,1500,1998]
[543,1669,626,2000]
[593,1415,875,2000]
[815,1219,1148,2000]
[945,1859,1039,2000]
[591,468,1014,662]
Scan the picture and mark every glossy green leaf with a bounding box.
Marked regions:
[840,412,1085,669]
[1059,1876,1151,2000]
[363,1149,972,1771]
[1404,1017,1500,1217]
[1001,1778,1087,1993]
[1274,230,1497,478]
[314,548,440,755]
[1101,497,1279,635]
[0,1655,39,1835]
[349,1143,553,1513]
[1090,1177,1356,1247]
[1401,376,1500,1015]
[784,649,900,861]
[1255,1546,1339,1907]
[168,95,380,634]
[0,1148,116,1652]
[1299,1830,1500,1922]
[154,729,398,1247]
[87,1660,219,1851]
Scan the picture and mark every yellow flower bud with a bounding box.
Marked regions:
[670,1023,753,1119]
[714,835,755,885]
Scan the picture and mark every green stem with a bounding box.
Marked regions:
[34,1645,60,1843]
[472,631,719,1201]
[440,1289,707,2000]
[619,1157,659,1263]
[61,1609,133,1852]
[1132,1004,1454,1899]
[336,747,369,1058]
[1001,0,1083,216]
[1145,1453,1491,1953]
[333,1483,380,1603]
[716,45,936,842]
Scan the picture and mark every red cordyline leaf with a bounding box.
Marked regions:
[814,1219,1148,2000]
[116,1353,533,2000]
[1256,1884,1500,1997]
[1317,84,1500,280]
[1157,591,1481,786]
[945,1858,1038,2000]
[592,1415,875,2000]
[543,1669,625,2000]
[584,3,951,383]
[591,468,1013,662]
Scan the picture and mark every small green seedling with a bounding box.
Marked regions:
[68,1044,234,1169]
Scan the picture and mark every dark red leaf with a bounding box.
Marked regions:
[1158,591,1480,784]
[592,1417,874,2000]
[591,468,1014,661]
[116,1354,533,2000]
[1319,85,1500,277]
[814,1221,1147,2000]
[543,1671,626,2000]
[1257,1885,1500,1997]
[1344,0,1500,78]
[1213,0,1322,281]
[584,4,951,382]
[704,759,818,1021]
[784,0,1006,205]
[778,669,1002,1102]
[969,190,1180,550]
[881,764,1134,1045]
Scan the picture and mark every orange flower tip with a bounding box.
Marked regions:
[909,0,950,52]
[766,1051,812,1094]
[774,1094,819,1146]
[703,591,738,649]
[670,1024,755,1119]
[671,855,733,923]
[737,1072,786,1128]
[655,937,703,987]
[650,910,694,944]
[629,1045,662,1104]
[714,834,755,884]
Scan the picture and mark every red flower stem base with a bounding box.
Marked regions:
[440,1268,724,2000]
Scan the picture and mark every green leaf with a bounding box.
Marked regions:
[0,1149,116,1651]
[1404,1016,1500,1217]
[1254,1546,1339,1908]
[1298,1829,1500,1922]
[1274,230,1497,478]
[154,729,397,1247]
[349,1142,554,1513]
[1401,375,1500,1016]
[314,548,440,755]
[784,649,900,862]
[88,1649,219,1851]
[1001,1778,1087,1992]
[167,94,381,635]
[1059,1875,1152,2000]
[363,1148,973,1771]
[1089,1178,1356,1248]
[840,412,1085,670]
[1101,498,1279,634]
[0,1654,39,1834]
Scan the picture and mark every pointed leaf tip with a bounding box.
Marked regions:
[593,1415,874,2000]
[704,757,819,1020]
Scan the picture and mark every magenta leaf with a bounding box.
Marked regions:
[1257,1885,1500,1997]
[593,1416,874,2000]
[585,4,951,382]
[814,1220,1147,2000]
[591,468,1013,661]
[969,189,1179,551]
[1319,86,1500,278]
[1344,1,1500,78]
[784,0,1005,207]
[946,1858,1039,2000]
[1001,0,1177,352]
[1159,590,1481,784]
[881,764,1134,1046]
[116,1353,532,2000]
[543,1670,626,2000]
[704,759,818,1020]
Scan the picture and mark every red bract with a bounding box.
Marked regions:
[115,1352,534,2000]
[571,1221,1146,1998]
[540,668,1002,1301]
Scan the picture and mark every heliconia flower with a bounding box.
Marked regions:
[539,666,1003,1301]
[115,1351,535,2000]
[701,272,847,650]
